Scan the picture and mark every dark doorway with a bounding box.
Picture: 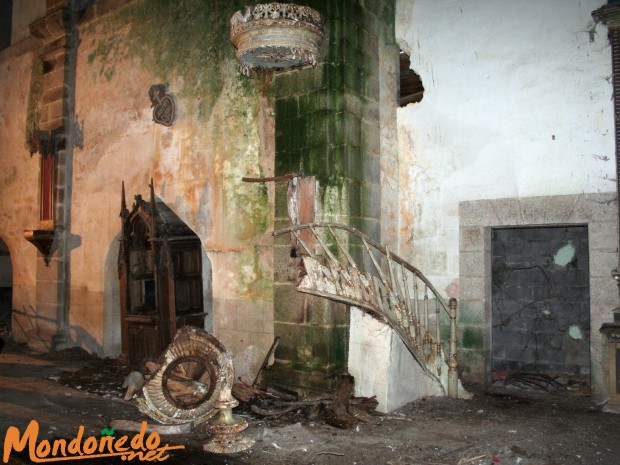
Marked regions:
[491,226,590,391]
[0,237,12,347]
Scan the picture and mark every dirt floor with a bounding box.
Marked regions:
[0,339,618,465]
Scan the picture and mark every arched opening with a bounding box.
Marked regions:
[0,237,12,348]
[119,184,212,367]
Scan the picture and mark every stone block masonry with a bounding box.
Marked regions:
[459,193,617,404]
[268,0,394,392]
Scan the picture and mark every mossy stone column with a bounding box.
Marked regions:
[269,0,395,392]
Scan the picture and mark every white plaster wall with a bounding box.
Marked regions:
[395,0,615,290]
[349,308,443,412]
[349,308,392,409]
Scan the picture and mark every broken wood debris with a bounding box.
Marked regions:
[233,374,379,430]
[502,373,567,394]
[457,455,486,465]
[253,336,280,388]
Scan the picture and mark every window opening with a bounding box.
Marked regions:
[40,152,55,229]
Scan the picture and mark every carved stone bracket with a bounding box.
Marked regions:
[24,229,56,265]
[29,8,66,44]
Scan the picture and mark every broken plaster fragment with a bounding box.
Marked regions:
[553,241,576,267]
[568,325,583,340]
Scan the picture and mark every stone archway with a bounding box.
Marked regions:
[119,183,212,367]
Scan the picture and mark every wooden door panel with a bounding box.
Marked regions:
[128,325,161,366]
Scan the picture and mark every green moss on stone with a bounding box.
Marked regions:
[25,58,43,152]
[86,0,254,120]
[462,326,484,350]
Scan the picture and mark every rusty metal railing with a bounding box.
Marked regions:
[273,222,459,398]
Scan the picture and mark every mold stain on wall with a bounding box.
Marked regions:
[85,0,254,121]
[71,0,276,361]
[82,0,273,245]
[25,58,43,152]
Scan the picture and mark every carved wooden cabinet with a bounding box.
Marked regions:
[119,183,206,367]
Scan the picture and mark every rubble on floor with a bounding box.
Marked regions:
[233,374,380,429]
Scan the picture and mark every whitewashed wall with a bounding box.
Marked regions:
[395,0,614,288]
[351,0,617,409]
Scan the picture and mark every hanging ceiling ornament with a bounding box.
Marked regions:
[230,3,325,76]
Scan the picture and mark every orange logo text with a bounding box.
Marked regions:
[2,420,184,462]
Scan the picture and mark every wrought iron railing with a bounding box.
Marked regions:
[273,222,459,398]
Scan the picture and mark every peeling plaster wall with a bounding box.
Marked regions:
[395,0,614,288]
[0,51,40,338]
[350,308,442,412]
[0,0,274,379]
[71,0,275,372]
[394,0,617,396]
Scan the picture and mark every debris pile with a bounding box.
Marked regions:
[233,373,380,429]
[57,358,130,399]
[492,372,590,397]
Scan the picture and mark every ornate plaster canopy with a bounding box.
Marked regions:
[230,3,325,76]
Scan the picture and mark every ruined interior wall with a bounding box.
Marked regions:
[0,1,274,376]
[0,51,40,341]
[379,2,399,250]
[395,0,616,391]
[395,0,614,287]
[347,0,444,410]
[460,194,617,402]
[269,0,387,392]
[70,0,275,371]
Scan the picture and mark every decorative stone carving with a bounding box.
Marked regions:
[148,84,176,127]
[230,3,325,76]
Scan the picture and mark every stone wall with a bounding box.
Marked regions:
[269,0,394,391]
[459,194,617,402]
[0,0,275,380]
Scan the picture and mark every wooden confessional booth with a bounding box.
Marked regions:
[118,183,206,367]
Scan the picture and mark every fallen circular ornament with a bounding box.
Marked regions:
[134,326,233,425]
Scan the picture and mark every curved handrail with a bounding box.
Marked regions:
[273,222,451,315]
[272,222,460,398]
